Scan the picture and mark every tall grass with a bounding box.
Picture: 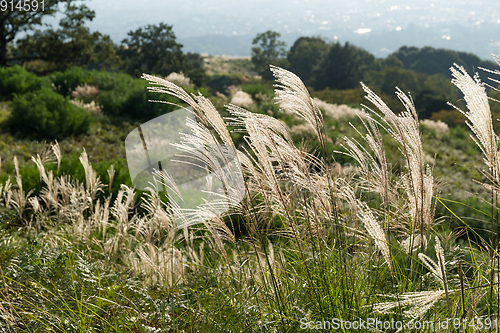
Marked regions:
[0,62,499,332]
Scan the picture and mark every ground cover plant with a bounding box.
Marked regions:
[1,60,500,332]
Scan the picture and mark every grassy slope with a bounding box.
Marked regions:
[0,59,499,331]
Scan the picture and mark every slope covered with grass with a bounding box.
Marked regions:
[0,60,500,332]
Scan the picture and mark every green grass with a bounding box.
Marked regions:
[1,64,500,333]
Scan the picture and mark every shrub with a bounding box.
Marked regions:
[0,65,49,101]
[206,73,243,94]
[48,68,181,121]
[90,71,178,121]
[8,88,92,139]
[50,67,93,97]
[241,83,274,99]
[430,109,467,127]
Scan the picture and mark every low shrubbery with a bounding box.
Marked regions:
[0,65,50,101]
[53,68,180,121]
[8,88,93,139]
[1,67,183,135]
[206,73,244,94]
[51,66,93,97]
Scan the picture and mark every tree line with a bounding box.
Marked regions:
[1,1,496,121]
[0,0,205,85]
[252,30,497,119]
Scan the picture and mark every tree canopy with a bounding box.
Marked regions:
[118,23,188,78]
[251,30,288,80]
[392,46,496,78]
[15,2,121,72]
[287,37,329,85]
[311,42,374,90]
[0,0,70,66]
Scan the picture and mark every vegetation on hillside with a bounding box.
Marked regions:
[0,62,499,331]
[2,8,500,332]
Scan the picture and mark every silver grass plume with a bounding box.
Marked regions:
[361,84,435,238]
[0,178,12,208]
[270,65,323,139]
[10,156,33,218]
[450,64,500,183]
[358,201,393,273]
[418,236,448,289]
[107,165,115,191]
[372,289,453,319]
[340,110,394,229]
[376,236,452,319]
[52,140,61,173]
[166,114,243,230]
[141,73,233,147]
[32,153,57,212]
[79,149,104,202]
[227,104,295,216]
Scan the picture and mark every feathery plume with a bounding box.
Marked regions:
[361,84,435,237]
[141,73,233,147]
[450,63,499,180]
[107,165,115,191]
[373,290,452,319]
[358,201,393,273]
[271,65,323,138]
[79,149,103,201]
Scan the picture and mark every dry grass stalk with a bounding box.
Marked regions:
[358,201,393,273]
[271,65,323,139]
[361,84,436,240]
[373,289,452,319]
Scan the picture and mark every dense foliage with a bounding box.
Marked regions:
[9,87,92,139]
[0,65,49,100]
[392,45,496,78]
[2,14,500,330]
[15,2,121,73]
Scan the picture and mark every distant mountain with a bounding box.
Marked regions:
[391,46,497,78]
[178,23,500,60]
[77,0,500,60]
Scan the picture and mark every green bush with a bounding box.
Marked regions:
[93,73,178,120]
[50,67,93,97]
[241,83,274,99]
[8,88,93,139]
[206,74,243,94]
[0,65,50,101]
[49,68,179,121]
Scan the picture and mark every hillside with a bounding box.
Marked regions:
[0,55,499,331]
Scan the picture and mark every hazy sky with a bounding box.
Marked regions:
[43,0,500,58]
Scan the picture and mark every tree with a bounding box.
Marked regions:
[365,67,457,118]
[185,52,206,87]
[371,54,404,71]
[118,23,189,78]
[15,2,121,72]
[0,0,70,66]
[311,42,374,90]
[287,37,328,85]
[391,46,496,78]
[251,31,288,80]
